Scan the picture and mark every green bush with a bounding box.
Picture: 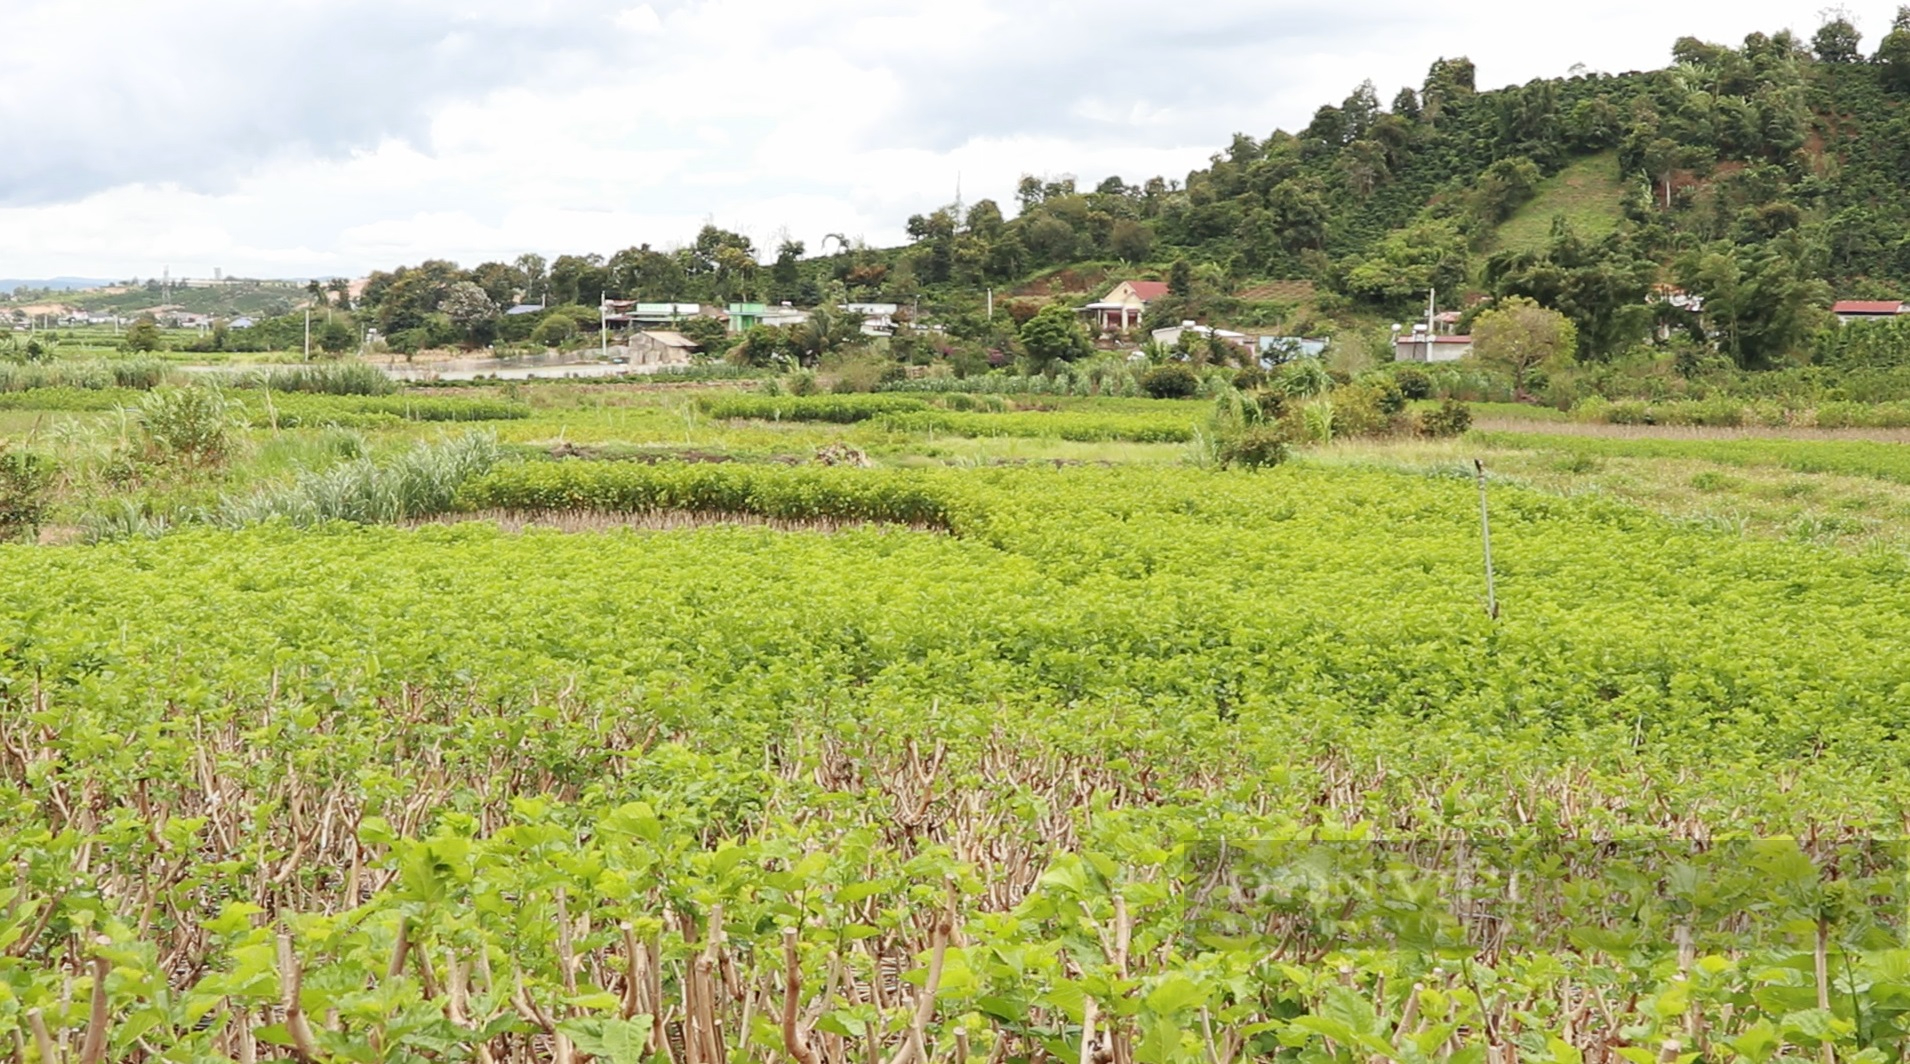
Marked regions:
[0,445,54,541]
[135,388,238,466]
[830,357,906,394]
[1393,366,1433,400]
[1329,386,1400,438]
[1215,426,1290,469]
[532,315,579,349]
[1140,364,1201,399]
[1418,398,1473,437]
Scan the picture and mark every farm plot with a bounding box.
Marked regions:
[0,463,1906,1060]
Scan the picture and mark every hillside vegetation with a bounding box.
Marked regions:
[1487,151,1629,255]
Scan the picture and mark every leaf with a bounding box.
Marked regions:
[1779,1007,1849,1046]
[1134,1018,1183,1064]
[556,1015,654,1064]
[1143,973,1207,1016]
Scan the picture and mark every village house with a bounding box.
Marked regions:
[602,301,702,327]
[841,302,899,336]
[724,302,809,332]
[1151,320,1251,350]
[1080,280,1170,331]
[627,331,699,367]
[1393,327,1473,363]
[1832,300,1907,324]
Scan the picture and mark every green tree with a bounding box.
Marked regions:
[531,314,579,349]
[513,253,549,302]
[1674,240,1829,369]
[676,316,728,353]
[1471,296,1576,396]
[1878,8,1910,92]
[1018,304,1093,365]
[1342,219,1468,306]
[1485,226,1656,360]
[470,261,523,307]
[316,319,356,355]
[440,282,500,349]
[787,304,866,366]
[1169,258,1194,297]
[770,239,805,299]
[1812,15,1862,61]
[123,315,162,353]
[1109,219,1153,262]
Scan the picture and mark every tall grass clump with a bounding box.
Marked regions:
[0,359,174,392]
[133,387,239,466]
[219,433,502,527]
[251,362,398,396]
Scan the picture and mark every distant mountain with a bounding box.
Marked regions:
[1,278,116,293]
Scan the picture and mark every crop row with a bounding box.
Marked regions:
[456,460,974,531]
[869,410,1197,443]
[0,387,532,426]
[696,394,933,423]
[1475,431,1910,485]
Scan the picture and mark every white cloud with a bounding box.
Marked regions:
[0,0,1882,279]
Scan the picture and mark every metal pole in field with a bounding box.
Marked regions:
[1475,459,1498,620]
[304,308,311,360]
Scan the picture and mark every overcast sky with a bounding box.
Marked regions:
[0,0,1888,281]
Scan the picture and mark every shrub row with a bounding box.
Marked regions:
[698,394,933,423]
[457,461,973,531]
[237,393,533,427]
[0,387,143,411]
[1570,396,1910,429]
[0,359,173,392]
[870,410,1197,443]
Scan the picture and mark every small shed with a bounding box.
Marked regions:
[629,331,699,366]
[1833,300,1906,324]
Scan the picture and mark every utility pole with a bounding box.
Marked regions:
[1476,459,1498,620]
[600,290,608,359]
[303,308,311,360]
[986,287,993,320]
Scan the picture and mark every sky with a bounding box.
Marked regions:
[0,0,1890,281]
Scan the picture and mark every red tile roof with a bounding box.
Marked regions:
[1833,300,1904,315]
[1123,280,1170,301]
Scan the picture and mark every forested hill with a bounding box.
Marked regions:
[349,14,1910,370]
[875,12,1910,367]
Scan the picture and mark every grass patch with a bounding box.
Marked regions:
[1489,151,1627,255]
